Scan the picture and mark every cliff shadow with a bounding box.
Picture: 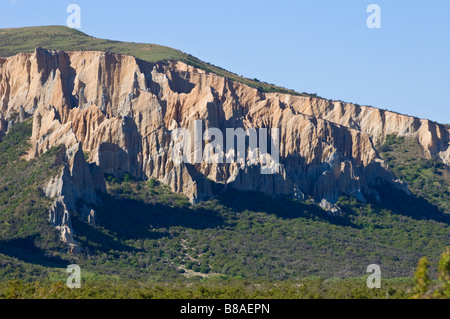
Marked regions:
[97,117,143,178]
[0,236,69,268]
[370,183,450,225]
[60,55,79,109]
[88,192,224,245]
[215,188,360,229]
[167,70,196,94]
[70,214,140,253]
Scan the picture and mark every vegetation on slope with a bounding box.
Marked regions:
[0,26,308,97]
[0,119,67,275]
[62,176,450,281]
[1,246,448,299]
[379,134,450,214]
[0,277,415,299]
[0,122,449,298]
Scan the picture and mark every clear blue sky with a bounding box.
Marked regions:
[2,0,450,123]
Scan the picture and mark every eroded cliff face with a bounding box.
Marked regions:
[0,48,448,249]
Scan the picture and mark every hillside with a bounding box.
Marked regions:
[0,26,306,96]
[0,120,448,299]
[0,27,449,299]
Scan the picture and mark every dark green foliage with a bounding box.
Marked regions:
[438,247,450,298]
[379,134,450,213]
[0,120,69,277]
[123,173,132,183]
[147,178,158,189]
[414,257,431,297]
[62,179,450,282]
[0,277,415,299]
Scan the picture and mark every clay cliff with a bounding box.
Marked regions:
[0,48,448,250]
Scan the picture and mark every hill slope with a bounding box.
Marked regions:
[0,25,306,96]
[0,120,449,285]
[0,27,449,299]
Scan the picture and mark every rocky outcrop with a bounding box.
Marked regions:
[48,199,79,254]
[0,48,449,245]
[291,98,450,163]
[43,143,103,252]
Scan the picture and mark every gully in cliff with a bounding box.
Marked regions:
[171,120,280,175]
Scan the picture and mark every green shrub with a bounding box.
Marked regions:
[123,173,131,183]
[147,178,157,189]
[185,261,195,270]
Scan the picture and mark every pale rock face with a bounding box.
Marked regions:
[43,143,101,252]
[292,99,450,163]
[0,48,449,247]
[319,199,343,217]
[81,205,97,228]
[48,199,80,254]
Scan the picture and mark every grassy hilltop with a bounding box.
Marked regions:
[0,25,307,96]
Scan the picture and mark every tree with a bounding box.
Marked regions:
[3,280,24,299]
[413,257,431,298]
[437,246,450,298]
[413,247,450,299]
[148,178,156,189]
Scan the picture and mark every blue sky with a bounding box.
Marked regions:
[1,0,450,123]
